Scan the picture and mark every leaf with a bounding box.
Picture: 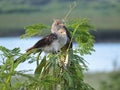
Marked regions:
[13,53,30,68]
[0,46,21,58]
[34,56,46,76]
[15,71,38,82]
[73,54,88,69]
[67,18,95,55]
[20,24,49,38]
[63,71,73,87]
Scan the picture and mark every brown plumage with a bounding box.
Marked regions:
[26,33,57,52]
[26,28,68,54]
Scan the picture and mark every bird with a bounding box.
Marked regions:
[51,19,73,67]
[51,19,72,50]
[26,27,68,54]
[14,20,68,64]
[51,19,65,33]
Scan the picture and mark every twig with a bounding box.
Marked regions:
[36,51,42,66]
[64,1,77,21]
[67,23,81,52]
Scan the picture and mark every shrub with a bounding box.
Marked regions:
[0,17,95,90]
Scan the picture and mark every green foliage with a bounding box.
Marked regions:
[0,0,120,33]
[0,46,35,90]
[0,18,95,90]
[20,24,49,38]
[0,46,24,90]
[67,18,95,55]
[100,71,120,90]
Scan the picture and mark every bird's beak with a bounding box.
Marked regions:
[62,31,66,35]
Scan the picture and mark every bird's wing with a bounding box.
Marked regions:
[33,33,58,48]
[63,26,72,48]
[26,33,58,52]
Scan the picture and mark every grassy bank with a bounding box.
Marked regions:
[84,72,109,90]
[0,0,120,33]
[0,13,120,30]
[0,0,120,41]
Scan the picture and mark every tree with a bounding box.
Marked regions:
[0,17,95,90]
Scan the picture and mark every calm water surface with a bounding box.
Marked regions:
[0,37,120,73]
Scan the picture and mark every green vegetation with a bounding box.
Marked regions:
[0,0,120,35]
[100,71,120,90]
[0,18,95,90]
[84,72,109,90]
[84,71,120,90]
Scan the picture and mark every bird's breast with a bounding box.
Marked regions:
[42,40,60,53]
[58,35,68,47]
[41,35,67,53]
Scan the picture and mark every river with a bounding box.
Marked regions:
[0,37,120,73]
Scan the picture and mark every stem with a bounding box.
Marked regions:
[64,2,77,21]
[36,51,42,66]
[3,60,14,90]
[67,23,81,51]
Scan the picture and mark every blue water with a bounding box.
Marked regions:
[0,37,120,73]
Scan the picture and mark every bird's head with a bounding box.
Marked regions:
[51,19,65,33]
[56,27,67,37]
[56,27,68,47]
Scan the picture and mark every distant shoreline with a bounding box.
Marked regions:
[91,29,120,42]
[0,29,120,42]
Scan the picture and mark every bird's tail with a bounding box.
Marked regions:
[26,47,34,52]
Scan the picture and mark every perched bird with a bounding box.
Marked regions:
[51,19,73,67]
[14,20,68,64]
[51,19,72,50]
[26,27,68,54]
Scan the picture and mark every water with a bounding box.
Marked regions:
[0,37,120,73]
